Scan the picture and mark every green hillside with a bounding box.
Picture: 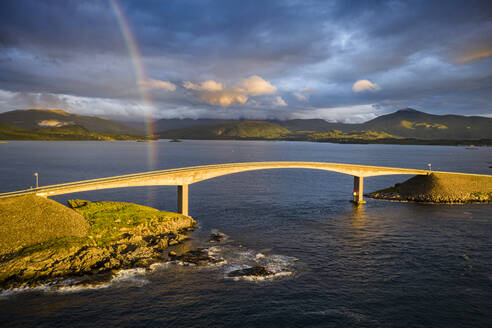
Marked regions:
[0,109,147,140]
[0,109,142,136]
[0,122,140,140]
[160,121,290,139]
[158,108,492,143]
[359,108,492,139]
[277,119,360,133]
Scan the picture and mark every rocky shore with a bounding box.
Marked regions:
[368,172,492,203]
[0,197,196,289]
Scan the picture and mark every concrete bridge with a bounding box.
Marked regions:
[0,162,433,215]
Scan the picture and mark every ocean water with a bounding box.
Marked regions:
[0,140,491,327]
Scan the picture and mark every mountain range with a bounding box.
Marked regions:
[0,109,143,140]
[158,108,492,143]
[0,108,490,144]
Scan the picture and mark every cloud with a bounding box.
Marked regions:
[352,80,381,92]
[200,92,249,107]
[183,80,223,91]
[1,1,492,119]
[293,93,307,101]
[7,91,72,110]
[140,79,176,91]
[273,96,287,107]
[293,87,316,101]
[292,104,379,123]
[457,48,492,64]
[235,75,277,95]
[184,75,277,107]
[0,89,154,118]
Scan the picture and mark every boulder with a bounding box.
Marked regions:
[227,266,273,278]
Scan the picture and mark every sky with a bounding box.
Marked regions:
[0,0,491,122]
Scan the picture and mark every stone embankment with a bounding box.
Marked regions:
[368,172,492,203]
[0,196,196,289]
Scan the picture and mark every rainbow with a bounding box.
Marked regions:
[110,0,157,169]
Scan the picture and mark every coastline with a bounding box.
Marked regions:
[367,173,492,204]
[0,197,196,289]
[2,137,492,146]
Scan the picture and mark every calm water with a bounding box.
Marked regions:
[0,140,491,327]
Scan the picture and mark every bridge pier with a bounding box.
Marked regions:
[177,184,189,216]
[352,176,366,204]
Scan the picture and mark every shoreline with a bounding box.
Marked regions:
[0,197,197,290]
[367,173,491,204]
[2,138,492,146]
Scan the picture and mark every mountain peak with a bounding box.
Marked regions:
[396,108,421,113]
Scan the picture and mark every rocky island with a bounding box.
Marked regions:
[368,172,492,203]
[0,195,196,289]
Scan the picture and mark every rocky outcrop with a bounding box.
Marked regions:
[0,231,190,288]
[368,172,492,203]
[0,195,89,256]
[169,248,224,266]
[0,199,196,289]
[228,266,273,278]
[209,231,226,243]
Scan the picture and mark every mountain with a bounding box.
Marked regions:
[158,108,492,143]
[276,119,354,132]
[160,121,290,139]
[3,108,489,143]
[154,118,236,132]
[155,118,347,133]
[359,108,492,139]
[0,109,142,136]
[0,109,145,140]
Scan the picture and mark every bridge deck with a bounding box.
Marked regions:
[0,160,467,199]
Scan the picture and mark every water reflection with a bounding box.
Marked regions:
[349,203,367,230]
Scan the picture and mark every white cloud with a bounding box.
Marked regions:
[200,92,249,107]
[291,104,378,123]
[236,75,277,95]
[352,79,381,92]
[183,80,223,92]
[273,96,287,107]
[0,89,155,118]
[184,75,278,107]
[141,79,176,91]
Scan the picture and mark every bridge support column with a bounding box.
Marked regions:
[177,184,189,216]
[352,176,366,204]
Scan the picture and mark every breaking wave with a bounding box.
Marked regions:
[0,229,298,297]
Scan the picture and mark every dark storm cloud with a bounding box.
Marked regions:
[0,0,491,120]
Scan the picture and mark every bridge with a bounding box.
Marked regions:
[0,161,434,215]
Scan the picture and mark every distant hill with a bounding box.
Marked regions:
[276,119,353,132]
[0,109,142,136]
[154,118,235,132]
[359,108,492,139]
[3,108,490,143]
[158,108,492,144]
[0,109,145,140]
[154,118,345,133]
[160,121,290,139]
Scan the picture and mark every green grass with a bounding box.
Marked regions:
[213,121,290,139]
[2,199,190,259]
[68,200,189,246]
[304,129,401,141]
[0,123,141,140]
[160,120,290,139]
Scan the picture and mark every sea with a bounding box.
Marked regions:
[0,140,491,327]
